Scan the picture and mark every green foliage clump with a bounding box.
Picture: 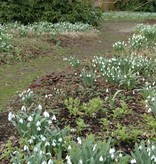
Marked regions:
[0,0,102,26]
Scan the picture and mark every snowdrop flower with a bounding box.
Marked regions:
[48,120,52,124]
[77,137,82,144]
[38,104,42,110]
[99,156,104,161]
[8,112,15,121]
[58,137,63,142]
[147,108,152,113]
[28,139,33,144]
[19,118,24,124]
[70,128,75,132]
[28,116,33,122]
[41,161,46,164]
[111,153,115,159]
[68,145,72,150]
[52,140,56,147]
[109,148,115,154]
[139,145,142,150]
[43,111,49,117]
[36,121,41,127]
[93,144,97,151]
[78,160,83,164]
[152,145,155,150]
[33,147,38,152]
[39,150,43,156]
[48,159,53,164]
[52,115,56,121]
[66,155,72,164]
[40,135,46,141]
[37,127,41,131]
[45,142,50,147]
[119,153,123,157]
[130,159,136,164]
[151,155,156,162]
[24,145,29,151]
[21,106,26,112]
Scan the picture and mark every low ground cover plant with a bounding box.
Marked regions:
[2,12,156,163]
[0,22,97,64]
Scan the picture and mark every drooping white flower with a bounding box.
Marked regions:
[41,161,46,164]
[33,147,38,152]
[93,144,97,151]
[77,137,82,144]
[19,118,24,124]
[147,108,152,113]
[8,112,15,121]
[119,153,123,157]
[152,145,155,150]
[36,121,41,127]
[99,156,104,161]
[48,120,52,124]
[43,111,49,117]
[58,137,63,142]
[40,135,46,141]
[28,139,33,144]
[78,159,83,164]
[151,155,156,162]
[68,145,72,150]
[39,150,43,156]
[52,140,56,147]
[37,127,41,131]
[139,145,142,150]
[45,142,50,146]
[66,155,72,164]
[24,145,29,151]
[38,104,42,110]
[52,115,56,121]
[28,116,33,122]
[21,106,26,112]
[109,148,115,154]
[48,159,53,164]
[130,159,137,164]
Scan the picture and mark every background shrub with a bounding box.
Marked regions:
[0,0,102,26]
[116,0,156,12]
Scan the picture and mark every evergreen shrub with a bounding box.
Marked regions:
[0,0,102,26]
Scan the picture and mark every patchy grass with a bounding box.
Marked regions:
[0,56,68,110]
